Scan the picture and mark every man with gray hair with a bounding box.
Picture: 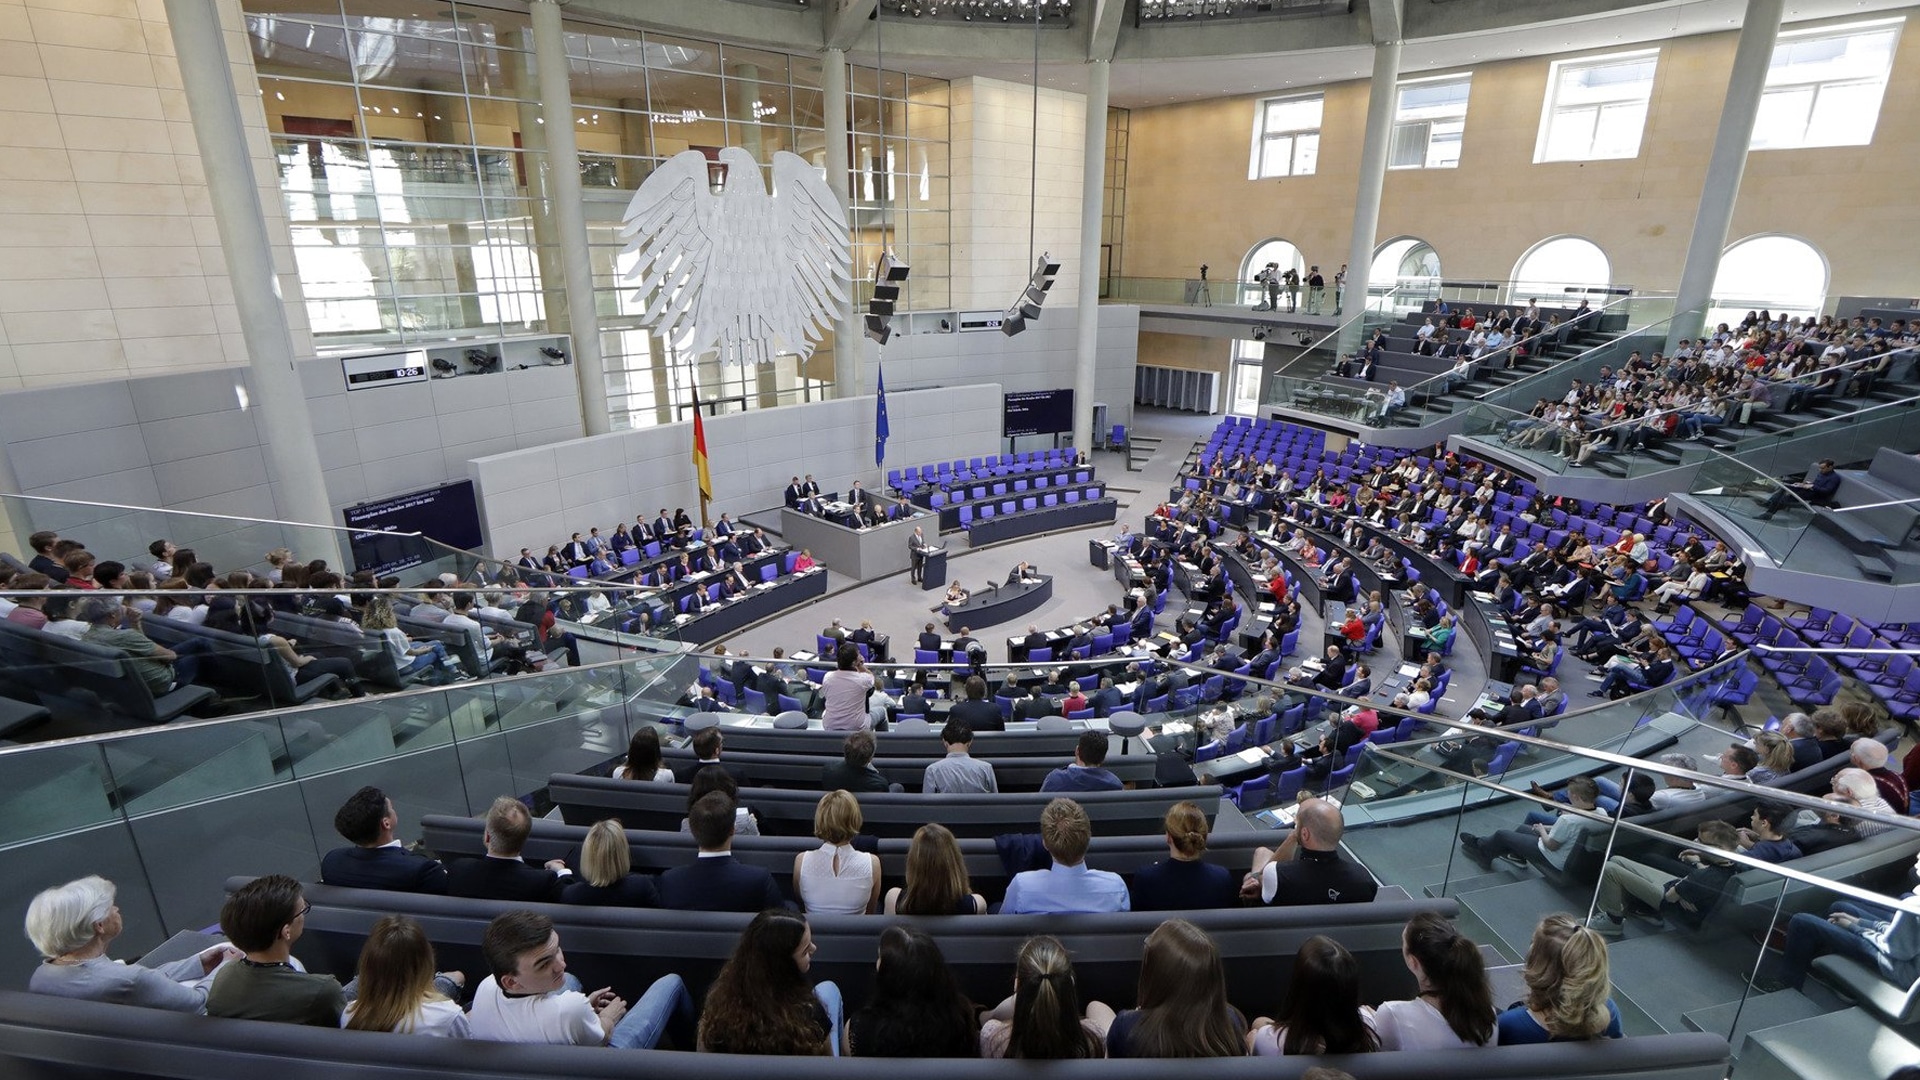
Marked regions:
[1849,738,1909,812]
[79,597,203,695]
[1781,712,1822,773]
[1649,753,1708,810]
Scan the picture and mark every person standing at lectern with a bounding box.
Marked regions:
[908,527,932,584]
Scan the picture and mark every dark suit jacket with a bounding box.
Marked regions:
[446,855,565,903]
[1129,858,1236,912]
[655,854,786,912]
[320,844,449,894]
[918,632,944,652]
[1087,687,1124,717]
[950,698,1005,732]
[673,759,745,785]
[821,760,891,793]
[1014,696,1059,721]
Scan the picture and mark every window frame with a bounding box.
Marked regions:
[1750,18,1903,151]
[1533,49,1660,164]
[1390,73,1472,170]
[1248,92,1325,180]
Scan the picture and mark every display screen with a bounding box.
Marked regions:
[1003,388,1074,437]
[342,480,485,576]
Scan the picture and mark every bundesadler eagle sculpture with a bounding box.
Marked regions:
[617,147,852,366]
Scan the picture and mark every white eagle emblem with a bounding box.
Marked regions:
[617,147,852,366]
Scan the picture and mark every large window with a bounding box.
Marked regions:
[1390,75,1470,169]
[1512,237,1611,299]
[1708,235,1828,329]
[1752,20,1902,150]
[1535,51,1658,163]
[1248,94,1323,179]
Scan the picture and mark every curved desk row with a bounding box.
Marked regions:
[943,574,1053,631]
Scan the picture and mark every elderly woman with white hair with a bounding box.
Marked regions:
[26,875,239,1012]
[1830,769,1898,837]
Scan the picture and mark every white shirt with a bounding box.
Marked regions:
[343,997,471,1038]
[1650,786,1708,809]
[467,977,601,1045]
[797,842,875,915]
[1374,996,1494,1051]
[443,611,490,662]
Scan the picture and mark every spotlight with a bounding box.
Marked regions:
[1251,327,1268,341]
[865,250,909,345]
[1001,252,1060,337]
[464,349,501,373]
[539,346,568,364]
[430,356,458,378]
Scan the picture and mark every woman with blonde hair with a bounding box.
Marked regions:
[1105,919,1246,1057]
[560,819,657,907]
[979,935,1112,1058]
[884,823,986,915]
[1128,802,1235,910]
[1748,731,1796,784]
[794,789,881,914]
[1495,913,1621,1043]
[341,914,467,1036]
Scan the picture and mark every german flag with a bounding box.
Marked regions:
[691,389,713,503]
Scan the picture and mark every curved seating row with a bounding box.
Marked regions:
[652,723,1088,758]
[652,746,1161,793]
[265,876,1439,1016]
[0,990,1734,1080]
[418,814,1275,906]
[548,773,1223,838]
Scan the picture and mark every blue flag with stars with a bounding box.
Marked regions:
[874,361,890,466]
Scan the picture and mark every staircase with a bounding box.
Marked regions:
[1385,324,1625,428]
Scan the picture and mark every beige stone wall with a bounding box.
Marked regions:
[1138,330,1231,375]
[0,0,307,392]
[1122,13,1920,304]
[949,76,1085,312]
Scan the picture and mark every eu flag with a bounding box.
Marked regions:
[874,361,890,466]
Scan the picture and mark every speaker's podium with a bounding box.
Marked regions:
[920,546,948,590]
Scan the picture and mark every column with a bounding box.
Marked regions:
[162,0,333,532]
[823,47,863,397]
[1669,0,1785,347]
[1071,61,1110,455]
[530,0,612,435]
[1338,39,1400,359]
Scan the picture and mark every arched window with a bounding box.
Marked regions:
[1371,237,1441,307]
[1709,234,1828,329]
[1511,236,1611,300]
[1241,238,1306,285]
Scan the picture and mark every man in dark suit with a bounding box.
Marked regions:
[320,786,447,894]
[514,548,539,573]
[1022,624,1049,656]
[917,622,944,654]
[651,510,675,546]
[907,526,932,584]
[738,528,768,556]
[1311,645,1349,693]
[950,674,1004,732]
[655,792,788,912]
[821,730,890,793]
[897,680,935,717]
[446,796,569,903]
[1013,690,1057,722]
[1338,663,1372,702]
[784,476,806,509]
[1007,561,1038,585]
[725,649,757,707]
[673,727,742,784]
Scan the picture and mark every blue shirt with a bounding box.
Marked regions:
[1040,765,1123,793]
[1495,999,1622,1044]
[1002,861,1130,914]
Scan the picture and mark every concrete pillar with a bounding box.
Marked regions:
[1071,61,1110,455]
[162,0,333,533]
[1339,39,1401,359]
[530,0,612,435]
[505,38,569,338]
[1670,0,1785,347]
[823,48,863,397]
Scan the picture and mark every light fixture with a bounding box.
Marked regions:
[867,251,910,344]
[1002,252,1058,336]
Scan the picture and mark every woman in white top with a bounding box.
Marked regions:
[794,790,880,915]
[341,914,469,1037]
[1373,912,1497,1051]
[364,598,453,680]
[619,726,676,783]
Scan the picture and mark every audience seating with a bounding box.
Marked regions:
[651,746,1158,792]
[0,991,1736,1080]
[549,773,1222,838]
[0,620,215,724]
[420,814,1276,906]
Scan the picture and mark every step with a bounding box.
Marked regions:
[1680,989,1828,1059]
[1738,1006,1920,1080]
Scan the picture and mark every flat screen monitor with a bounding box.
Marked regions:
[342,480,484,576]
[1003,388,1074,437]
